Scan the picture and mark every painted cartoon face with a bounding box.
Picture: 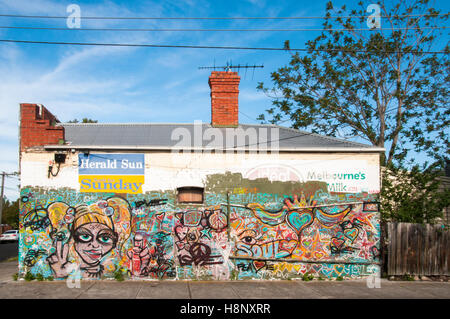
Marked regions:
[133,233,146,249]
[73,223,117,265]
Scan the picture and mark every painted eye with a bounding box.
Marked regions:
[242,236,256,245]
[78,234,92,242]
[98,235,112,244]
[56,232,67,240]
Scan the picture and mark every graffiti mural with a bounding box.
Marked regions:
[19,175,380,281]
[228,192,380,279]
[173,208,232,280]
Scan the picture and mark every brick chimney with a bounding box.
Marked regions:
[19,103,65,152]
[209,71,240,127]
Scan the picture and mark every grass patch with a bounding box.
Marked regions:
[24,271,35,282]
[36,273,44,281]
[302,273,315,282]
[402,273,415,281]
[114,271,125,282]
[113,267,128,282]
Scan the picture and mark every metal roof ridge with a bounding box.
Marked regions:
[61,122,201,126]
[60,122,278,127]
[44,144,386,152]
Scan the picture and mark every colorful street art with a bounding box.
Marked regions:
[18,176,380,281]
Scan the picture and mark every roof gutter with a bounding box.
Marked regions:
[44,144,385,152]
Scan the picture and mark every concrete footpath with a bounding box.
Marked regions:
[0,261,449,299]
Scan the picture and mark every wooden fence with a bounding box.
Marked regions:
[383,222,449,276]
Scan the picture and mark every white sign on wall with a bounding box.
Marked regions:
[244,160,379,194]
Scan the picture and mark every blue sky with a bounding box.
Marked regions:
[0,0,448,200]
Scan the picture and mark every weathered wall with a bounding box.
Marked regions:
[19,151,381,280]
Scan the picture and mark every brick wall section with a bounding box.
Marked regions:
[209,71,240,127]
[19,103,64,152]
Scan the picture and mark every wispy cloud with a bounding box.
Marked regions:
[0,0,64,15]
[0,0,330,199]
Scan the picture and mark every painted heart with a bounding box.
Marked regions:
[293,265,302,273]
[312,264,323,273]
[253,261,266,272]
[331,237,345,248]
[334,265,345,276]
[174,225,188,241]
[321,267,333,277]
[286,210,313,235]
[344,228,359,242]
[278,240,298,254]
[156,213,165,222]
[314,251,325,259]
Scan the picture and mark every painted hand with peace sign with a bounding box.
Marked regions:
[46,239,71,278]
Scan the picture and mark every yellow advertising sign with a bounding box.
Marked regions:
[78,153,145,194]
[79,175,145,194]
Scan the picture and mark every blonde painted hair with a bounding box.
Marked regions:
[72,204,114,231]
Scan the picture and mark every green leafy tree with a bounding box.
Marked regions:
[258,0,449,223]
[381,162,450,224]
[258,0,449,167]
[1,198,19,229]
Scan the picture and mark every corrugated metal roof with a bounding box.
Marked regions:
[50,123,383,151]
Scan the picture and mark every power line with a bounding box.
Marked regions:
[0,39,447,54]
[1,25,447,32]
[0,13,448,20]
[238,111,258,122]
[5,175,19,179]
[0,172,18,177]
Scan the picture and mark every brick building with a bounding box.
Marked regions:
[18,71,384,281]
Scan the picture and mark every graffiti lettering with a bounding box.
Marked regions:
[135,199,168,209]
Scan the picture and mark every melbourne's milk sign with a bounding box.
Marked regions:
[78,153,145,194]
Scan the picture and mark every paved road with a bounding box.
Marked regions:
[0,261,449,299]
[0,242,18,262]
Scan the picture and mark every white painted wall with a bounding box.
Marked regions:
[20,150,381,194]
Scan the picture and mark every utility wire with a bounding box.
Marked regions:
[5,175,19,179]
[1,25,447,32]
[0,39,447,54]
[0,13,448,20]
[239,111,258,122]
[0,172,18,177]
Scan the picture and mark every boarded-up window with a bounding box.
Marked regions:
[177,187,204,204]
